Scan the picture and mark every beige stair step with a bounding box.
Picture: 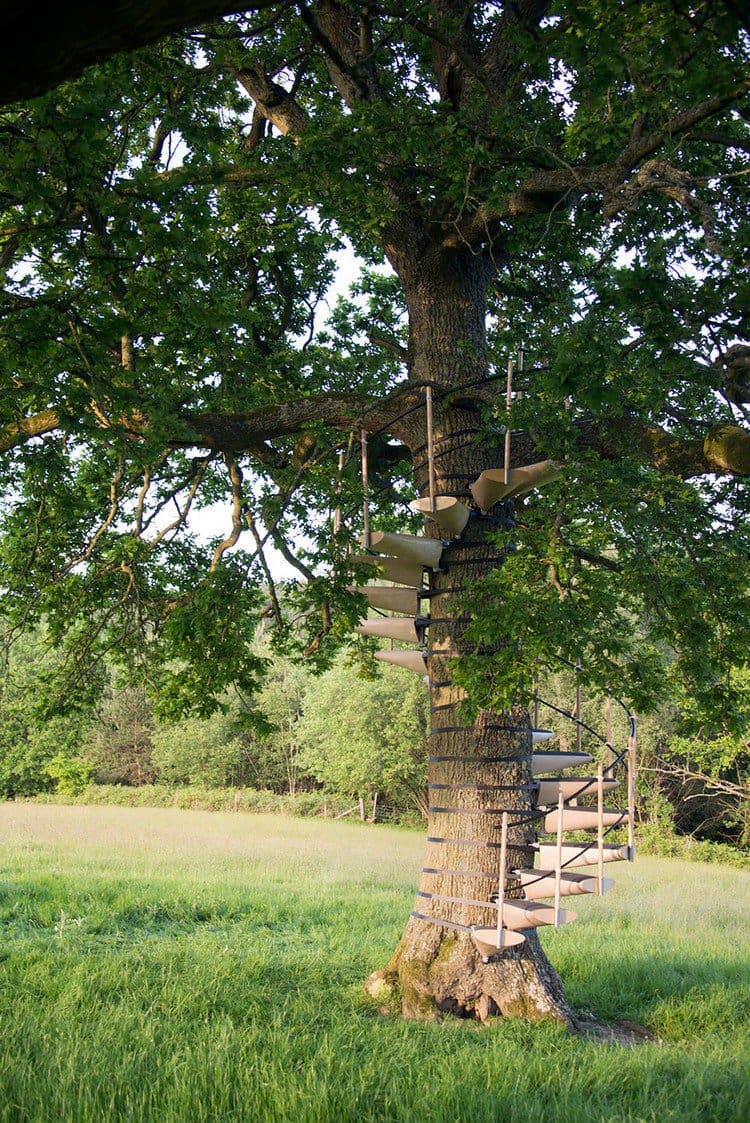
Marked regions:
[356,616,423,643]
[470,460,561,511]
[409,496,471,538]
[360,531,443,570]
[500,899,577,930]
[536,776,618,804]
[348,585,419,614]
[513,870,614,900]
[350,554,425,588]
[543,806,625,832]
[471,928,526,959]
[531,751,593,776]
[374,649,426,673]
[532,729,556,744]
[536,843,630,868]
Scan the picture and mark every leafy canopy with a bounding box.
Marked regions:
[0,2,748,727]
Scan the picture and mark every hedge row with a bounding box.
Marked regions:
[20,784,750,867]
[25,784,361,819]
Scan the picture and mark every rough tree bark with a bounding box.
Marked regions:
[365,244,573,1024]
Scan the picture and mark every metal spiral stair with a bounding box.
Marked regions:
[342,380,637,961]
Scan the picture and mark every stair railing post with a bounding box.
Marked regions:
[597,764,604,895]
[628,714,637,861]
[333,448,344,535]
[575,663,583,755]
[425,385,436,514]
[605,690,614,773]
[495,811,508,949]
[555,798,564,927]
[360,428,370,549]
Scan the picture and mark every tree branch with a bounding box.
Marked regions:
[0,408,60,452]
[209,453,246,571]
[0,1,282,105]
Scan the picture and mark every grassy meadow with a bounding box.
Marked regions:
[0,803,748,1123]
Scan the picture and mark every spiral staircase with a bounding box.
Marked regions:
[343,391,637,960]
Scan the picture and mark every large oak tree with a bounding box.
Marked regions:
[1,2,749,1024]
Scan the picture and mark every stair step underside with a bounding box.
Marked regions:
[531,751,593,776]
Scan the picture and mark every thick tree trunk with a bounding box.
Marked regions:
[365,247,574,1025]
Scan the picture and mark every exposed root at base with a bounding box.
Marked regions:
[364,973,654,1044]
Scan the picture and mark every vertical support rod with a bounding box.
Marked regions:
[554,797,564,926]
[503,357,513,485]
[495,811,508,949]
[605,691,613,772]
[333,449,344,535]
[575,663,582,754]
[628,715,637,861]
[360,428,370,549]
[533,681,539,729]
[425,385,436,513]
[597,764,604,895]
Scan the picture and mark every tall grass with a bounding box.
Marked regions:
[0,803,748,1123]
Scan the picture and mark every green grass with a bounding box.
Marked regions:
[0,804,748,1123]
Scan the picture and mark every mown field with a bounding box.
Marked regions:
[0,804,748,1123]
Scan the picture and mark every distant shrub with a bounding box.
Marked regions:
[636,823,750,869]
[45,754,93,796]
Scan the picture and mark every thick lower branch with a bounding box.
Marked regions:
[3,396,749,480]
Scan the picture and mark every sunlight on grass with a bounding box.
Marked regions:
[0,803,748,1123]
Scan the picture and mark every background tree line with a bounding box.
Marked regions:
[0,620,746,845]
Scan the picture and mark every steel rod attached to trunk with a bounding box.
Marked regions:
[495,812,509,948]
[503,357,513,485]
[425,385,436,513]
[361,428,370,549]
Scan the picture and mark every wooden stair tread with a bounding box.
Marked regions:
[543,806,625,832]
[500,900,577,929]
[531,751,593,776]
[513,871,615,900]
[409,496,471,538]
[374,649,426,673]
[470,460,560,510]
[348,585,419,614]
[536,777,618,803]
[356,616,422,643]
[536,843,630,868]
[350,554,425,588]
[360,530,443,570]
[471,928,525,958]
